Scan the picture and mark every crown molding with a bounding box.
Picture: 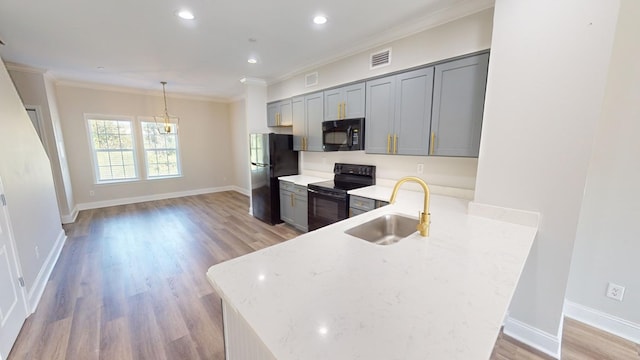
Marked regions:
[55,79,231,103]
[240,77,267,86]
[5,62,47,74]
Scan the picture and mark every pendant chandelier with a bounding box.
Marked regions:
[154,81,179,134]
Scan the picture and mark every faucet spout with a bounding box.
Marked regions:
[389,176,431,237]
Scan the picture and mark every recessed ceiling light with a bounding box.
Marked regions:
[248,58,258,64]
[313,15,327,25]
[177,10,195,20]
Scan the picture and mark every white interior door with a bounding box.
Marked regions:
[0,178,28,359]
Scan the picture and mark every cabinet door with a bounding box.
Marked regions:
[291,96,305,151]
[365,76,396,154]
[343,82,365,119]
[431,53,489,157]
[324,89,342,121]
[279,189,294,224]
[293,194,308,231]
[305,92,324,152]
[394,67,434,156]
[267,102,279,127]
[279,99,293,127]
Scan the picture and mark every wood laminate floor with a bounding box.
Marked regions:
[8,192,639,359]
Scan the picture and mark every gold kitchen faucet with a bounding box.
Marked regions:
[389,176,431,237]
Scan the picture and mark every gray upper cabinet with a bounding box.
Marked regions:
[290,92,323,151]
[305,92,324,152]
[395,68,434,155]
[366,67,434,155]
[267,99,292,127]
[430,53,489,157]
[324,82,365,121]
[291,96,305,151]
[365,76,396,154]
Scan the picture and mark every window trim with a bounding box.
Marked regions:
[138,117,183,180]
[85,114,140,184]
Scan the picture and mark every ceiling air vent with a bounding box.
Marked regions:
[370,48,391,69]
[305,72,318,87]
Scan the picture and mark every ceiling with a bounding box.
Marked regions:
[0,0,493,100]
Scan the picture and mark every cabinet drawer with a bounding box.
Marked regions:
[349,207,367,217]
[350,195,375,211]
[293,185,307,197]
[280,181,295,192]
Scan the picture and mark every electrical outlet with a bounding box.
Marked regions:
[606,282,625,301]
[35,246,40,259]
[416,163,424,174]
[89,190,95,197]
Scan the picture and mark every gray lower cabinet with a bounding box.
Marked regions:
[365,67,434,155]
[324,82,365,121]
[291,92,323,152]
[349,195,388,217]
[279,181,308,231]
[430,53,489,157]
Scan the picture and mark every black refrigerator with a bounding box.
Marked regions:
[250,133,299,225]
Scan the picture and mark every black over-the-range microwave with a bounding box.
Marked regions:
[321,118,365,151]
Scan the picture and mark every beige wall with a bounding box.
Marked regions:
[474,0,620,351]
[567,0,640,336]
[55,83,233,207]
[0,58,63,297]
[8,67,75,221]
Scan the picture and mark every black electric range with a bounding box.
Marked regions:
[307,163,376,231]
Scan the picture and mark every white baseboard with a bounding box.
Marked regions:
[564,300,640,344]
[27,229,66,313]
[231,186,250,196]
[76,186,237,211]
[61,206,78,224]
[503,315,561,359]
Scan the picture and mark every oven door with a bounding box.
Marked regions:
[307,188,348,231]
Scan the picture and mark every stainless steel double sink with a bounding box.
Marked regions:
[344,213,418,245]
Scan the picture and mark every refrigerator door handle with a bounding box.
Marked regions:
[251,162,269,167]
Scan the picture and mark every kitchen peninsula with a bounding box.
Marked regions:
[206,190,538,359]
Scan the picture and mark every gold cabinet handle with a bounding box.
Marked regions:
[430,132,435,155]
[290,193,294,207]
[394,134,398,154]
[387,134,391,153]
[341,102,345,119]
[277,112,281,126]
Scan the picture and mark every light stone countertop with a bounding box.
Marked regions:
[278,175,329,186]
[206,192,538,360]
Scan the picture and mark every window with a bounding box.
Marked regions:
[86,115,182,184]
[141,121,181,178]
[87,117,138,182]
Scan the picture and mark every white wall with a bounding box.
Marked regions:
[0,58,64,297]
[566,0,640,335]
[474,0,620,352]
[301,151,477,194]
[230,99,250,194]
[54,83,233,207]
[7,67,75,221]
